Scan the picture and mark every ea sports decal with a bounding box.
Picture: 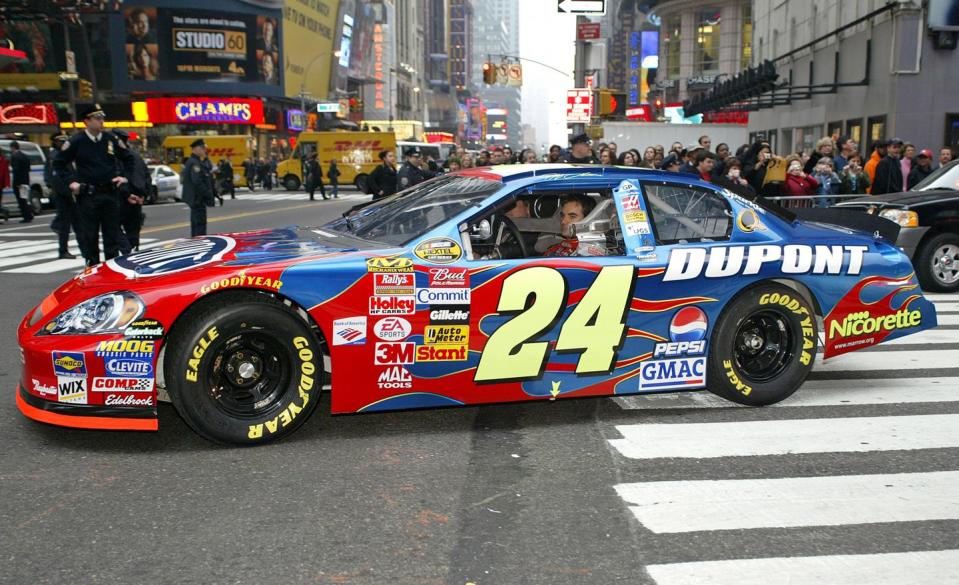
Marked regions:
[107,236,236,278]
[413,238,462,264]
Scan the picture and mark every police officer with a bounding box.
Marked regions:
[397,148,435,191]
[111,129,149,254]
[9,140,33,223]
[181,138,215,237]
[368,150,398,199]
[563,133,598,164]
[46,133,79,259]
[53,104,135,266]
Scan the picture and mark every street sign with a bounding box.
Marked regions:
[566,89,592,124]
[577,23,601,40]
[558,0,605,15]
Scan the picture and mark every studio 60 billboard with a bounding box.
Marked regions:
[114,1,282,96]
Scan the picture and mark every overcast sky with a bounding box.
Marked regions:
[519,1,576,150]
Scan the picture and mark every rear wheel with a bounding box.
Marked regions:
[283,174,301,191]
[354,174,369,193]
[707,284,817,406]
[165,292,323,444]
[916,232,959,293]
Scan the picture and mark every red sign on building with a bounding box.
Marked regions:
[0,103,58,125]
[577,23,601,40]
[143,98,264,125]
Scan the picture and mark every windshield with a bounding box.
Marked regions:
[325,175,501,245]
[913,159,959,191]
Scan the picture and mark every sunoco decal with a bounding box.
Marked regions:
[107,236,236,278]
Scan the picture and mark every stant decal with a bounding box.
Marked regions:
[416,344,468,362]
[332,317,368,346]
[413,238,462,264]
[107,236,236,278]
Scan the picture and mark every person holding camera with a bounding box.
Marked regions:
[839,153,870,195]
[53,105,135,267]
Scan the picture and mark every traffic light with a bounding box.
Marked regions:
[482,62,496,85]
[78,78,93,100]
[597,90,627,118]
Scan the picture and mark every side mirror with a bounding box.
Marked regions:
[471,219,492,240]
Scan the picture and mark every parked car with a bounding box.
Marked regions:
[0,139,52,213]
[833,159,959,292]
[147,164,181,204]
[17,166,937,444]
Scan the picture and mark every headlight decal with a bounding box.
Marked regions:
[41,292,145,335]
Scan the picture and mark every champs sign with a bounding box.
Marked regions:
[144,97,264,125]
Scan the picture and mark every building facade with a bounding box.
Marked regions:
[471,0,521,146]
[747,0,959,154]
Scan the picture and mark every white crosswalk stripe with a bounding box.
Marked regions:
[0,237,157,274]
[608,313,959,583]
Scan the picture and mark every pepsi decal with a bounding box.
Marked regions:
[654,306,708,357]
[643,306,708,391]
[107,236,236,278]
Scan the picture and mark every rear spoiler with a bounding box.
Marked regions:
[791,208,901,243]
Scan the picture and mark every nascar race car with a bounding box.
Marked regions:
[17,165,939,444]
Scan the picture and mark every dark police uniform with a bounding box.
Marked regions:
[112,129,150,254]
[46,133,80,258]
[53,105,135,266]
[9,143,33,222]
[563,133,599,164]
[181,141,215,237]
[397,149,435,191]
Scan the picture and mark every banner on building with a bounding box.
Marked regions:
[142,97,265,124]
[283,0,340,100]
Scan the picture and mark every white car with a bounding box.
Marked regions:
[0,139,52,212]
[147,164,181,204]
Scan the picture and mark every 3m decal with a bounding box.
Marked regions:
[374,342,415,365]
[475,265,634,382]
[639,357,707,391]
[108,235,236,278]
[200,271,283,294]
[416,344,468,362]
[427,267,469,288]
[377,366,413,390]
[425,325,469,345]
[369,295,415,315]
[124,318,165,339]
[51,351,86,377]
[92,377,154,392]
[373,273,415,295]
[185,327,219,382]
[247,336,316,440]
[104,357,153,378]
[663,245,868,282]
[366,257,414,273]
[57,376,88,404]
[373,317,412,341]
[95,339,156,358]
[332,317,368,346]
[413,238,463,264]
[653,306,708,358]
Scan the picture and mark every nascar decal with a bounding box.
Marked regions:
[664,244,868,282]
[332,317,368,346]
[52,351,86,377]
[107,236,236,278]
[823,275,925,359]
[413,238,462,264]
[640,307,708,391]
[367,257,414,273]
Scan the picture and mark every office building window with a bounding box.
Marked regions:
[741,4,752,69]
[665,14,681,79]
[695,8,721,74]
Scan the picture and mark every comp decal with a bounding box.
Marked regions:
[664,244,868,282]
[107,236,236,278]
[247,336,316,440]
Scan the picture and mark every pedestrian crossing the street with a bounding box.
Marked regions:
[231,192,367,202]
[606,293,959,584]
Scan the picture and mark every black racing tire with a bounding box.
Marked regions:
[915,232,959,293]
[165,292,323,444]
[707,283,817,406]
[283,174,301,191]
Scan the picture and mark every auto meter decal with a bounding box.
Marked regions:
[413,238,462,264]
[107,236,236,278]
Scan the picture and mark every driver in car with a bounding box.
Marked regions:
[543,194,603,257]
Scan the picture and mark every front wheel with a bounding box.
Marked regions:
[707,284,817,406]
[165,292,323,444]
[354,174,368,193]
[916,232,959,293]
[283,174,301,191]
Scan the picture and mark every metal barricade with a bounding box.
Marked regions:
[763,194,870,209]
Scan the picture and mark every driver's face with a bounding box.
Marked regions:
[506,199,529,219]
[560,201,585,228]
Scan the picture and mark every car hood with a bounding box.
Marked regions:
[835,189,959,208]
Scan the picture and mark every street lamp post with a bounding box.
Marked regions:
[299,50,342,119]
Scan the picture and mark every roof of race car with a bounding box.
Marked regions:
[454,164,679,183]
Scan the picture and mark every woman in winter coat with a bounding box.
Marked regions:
[781,156,819,205]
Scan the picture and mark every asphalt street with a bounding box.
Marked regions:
[1,190,957,585]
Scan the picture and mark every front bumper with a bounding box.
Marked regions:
[17,383,157,431]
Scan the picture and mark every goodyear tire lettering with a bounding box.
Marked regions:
[185,326,219,382]
[247,335,316,440]
[722,359,752,396]
[760,292,815,365]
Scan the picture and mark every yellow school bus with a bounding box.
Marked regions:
[161,135,255,187]
[277,131,397,191]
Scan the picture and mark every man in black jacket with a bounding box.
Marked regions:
[46,133,79,258]
[563,133,598,164]
[368,150,398,199]
[305,153,325,201]
[112,129,149,253]
[871,137,904,195]
[397,148,435,190]
[9,141,33,223]
[181,139,215,237]
[907,149,935,189]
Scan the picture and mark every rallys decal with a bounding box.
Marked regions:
[413,238,462,264]
[107,236,236,278]
[663,244,868,282]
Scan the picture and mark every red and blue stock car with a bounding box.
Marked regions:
[17,165,938,444]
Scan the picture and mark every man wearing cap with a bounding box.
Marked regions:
[680,144,703,175]
[53,104,135,266]
[46,133,80,259]
[864,139,888,193]
[9,141,33,223]
[368,150,398,199]
[871,138,904,195]
[397,148,434,190]
[908,149,935,189]
[111,129,150,253]
[181,138,215,237]
[564,134,598,164]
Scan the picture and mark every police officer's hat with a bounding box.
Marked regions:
[112,128,129,141]
[191,138,207,148]
[569,133,591,146]
[51,132,68,143]
[80,104,106,119]
[404,147,421,157]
